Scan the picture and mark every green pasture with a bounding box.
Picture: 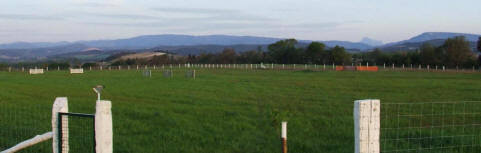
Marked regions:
[1,69,480,153]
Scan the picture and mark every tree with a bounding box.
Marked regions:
[441,36,473,67]
[477,37,481,53]
[239,50,264,64]
[217,48,237,64]
[330,46,351,65]
[419,43,439,65]
[306,42,325,64]
[268,39,299,64]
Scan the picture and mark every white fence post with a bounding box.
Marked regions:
[354,99,380,153]
[52,97,68,153]
[95,100,113,153]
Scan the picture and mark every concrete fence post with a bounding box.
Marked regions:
[52,97,69,153]
[95,100,113,153]
[354,99,380,153]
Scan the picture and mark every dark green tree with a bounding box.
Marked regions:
[268,39,299,64]
[478,37,481,52]
[330,46,351,65]
[441,36,473,67]
[306,42,325,64]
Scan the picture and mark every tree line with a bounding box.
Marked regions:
[1,36,480,69]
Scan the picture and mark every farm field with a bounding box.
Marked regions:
[1,69,481,153]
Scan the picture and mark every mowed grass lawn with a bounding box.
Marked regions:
[1,69,481,153]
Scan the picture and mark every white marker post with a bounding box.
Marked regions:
[52,97,68,153]
[281,121,287,153]
[95,100,113,153]
[354,99,380,153]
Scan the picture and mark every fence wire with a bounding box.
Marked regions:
[59,113,95,153]
[0,101,52,153]
[381,101,481,153]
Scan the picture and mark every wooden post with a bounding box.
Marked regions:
[354,99,380,153]
[281,121,287,153]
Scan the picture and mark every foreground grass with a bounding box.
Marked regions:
[1,69,481,153]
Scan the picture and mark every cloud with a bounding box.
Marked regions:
[152,7,275,22]
[152,8,237,14]
[77,2,118,8]
[0,14,63,20]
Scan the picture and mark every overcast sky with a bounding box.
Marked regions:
[0,0,480,44]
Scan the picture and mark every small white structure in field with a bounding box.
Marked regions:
[70,68,84,74]
[163,69,173,78]
[29,68,44,74]
[185,70,196,79]
[143,70,152,77]
[260,63,267,69]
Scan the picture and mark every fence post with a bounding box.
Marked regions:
[354,99,380,153]
[281,121,287,153]
[52,97,69,153]
[95,100,113,153]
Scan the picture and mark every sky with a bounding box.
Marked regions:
[0,0,480,44]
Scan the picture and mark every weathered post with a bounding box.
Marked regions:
[96,100,113,153]
[281,121,287,153]
[52,97,69,153]
[354,99,380,153]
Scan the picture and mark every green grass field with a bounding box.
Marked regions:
[1,69,481,153]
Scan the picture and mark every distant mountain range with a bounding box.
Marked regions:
[379,32,480,52]
[0,32,479,62]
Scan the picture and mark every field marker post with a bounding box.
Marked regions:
[332,63,334,70]
[52,97,69,153]
[95,100,113,153]
[418,65,421,70]
[22,67,24,72]
[402,64,404,70]
[58,66,60,71]
[8,67,11,72]
[293,64,296,69]
[100,66,103,71]
[90,66,92,71]
[354,99,380,153]
[304,64,307,69]
[323,64,325,70]
[128,65,130,70]
[436,65,438,71]
[281,121,287,153]
[392,64,394,70]
[46,66,49,71]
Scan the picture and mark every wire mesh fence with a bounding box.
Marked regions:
[58,113,95,153]
[0,101,52,153]
[381,101,481,153]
